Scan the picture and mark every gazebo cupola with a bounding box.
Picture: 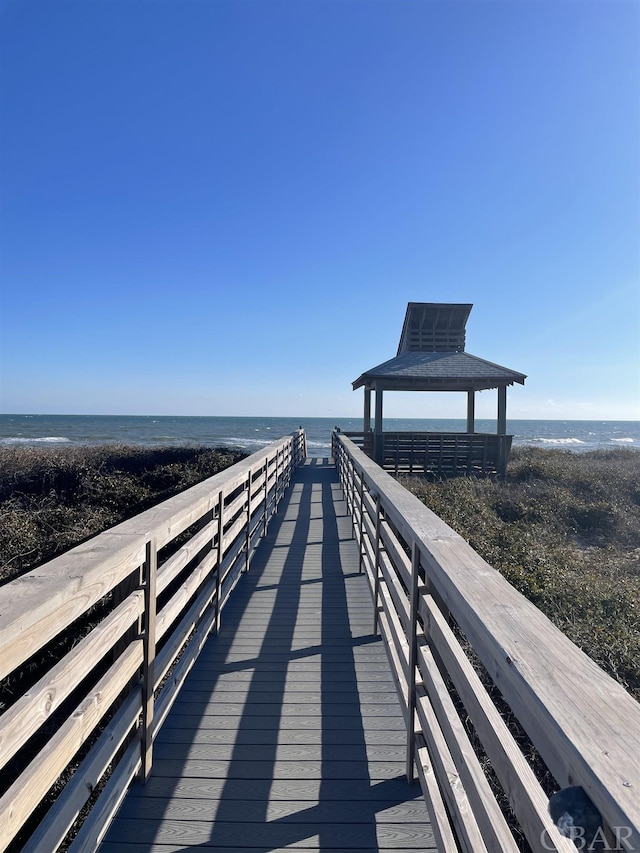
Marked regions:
[350,302,527,475]
[398,301,471,354]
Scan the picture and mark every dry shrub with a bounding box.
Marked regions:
[400,447,640,699]
[0,444,247,584]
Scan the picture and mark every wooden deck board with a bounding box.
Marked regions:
[99,818,434,849]
[99,458,434,852]
[115,798,428,823]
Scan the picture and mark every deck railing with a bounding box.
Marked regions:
[332,430,640,852]
[0,430,306,853]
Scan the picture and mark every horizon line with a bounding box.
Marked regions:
[1,413,639,424]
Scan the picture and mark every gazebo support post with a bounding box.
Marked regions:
[363,387,371,433]
[497,385,508,477]
[497,386,507,435]
[467,389,475,434]
[374,386,384,465]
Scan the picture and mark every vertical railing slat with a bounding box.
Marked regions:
[140,538,157,782]
[358,469,365,574]
[245,469,252,573]
[215,488,224,634]
[406,540,420,783]
[373,494,382,636]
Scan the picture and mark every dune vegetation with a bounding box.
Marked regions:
[399,446,640,700]
[0,443,247,585]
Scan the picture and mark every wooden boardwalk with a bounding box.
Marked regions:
[98,457,434,853]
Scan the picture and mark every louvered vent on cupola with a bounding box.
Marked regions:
[396,302,473,355]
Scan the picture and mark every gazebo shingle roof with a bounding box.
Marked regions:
[352,350,526,392]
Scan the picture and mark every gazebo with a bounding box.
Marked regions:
[348,302,526,477]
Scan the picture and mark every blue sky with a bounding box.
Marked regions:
[1,0,638,420]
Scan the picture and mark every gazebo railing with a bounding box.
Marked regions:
[342,430,512,477]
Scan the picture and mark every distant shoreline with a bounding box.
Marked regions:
[2,413,639,422]
[1,414,639,456]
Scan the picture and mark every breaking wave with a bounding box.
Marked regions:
[0,436,70,445]
[530,437,587,446]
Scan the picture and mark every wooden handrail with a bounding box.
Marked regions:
[0,430,306,853]
[332,429,640,852]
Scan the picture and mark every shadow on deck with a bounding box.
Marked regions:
[98,458,434,852]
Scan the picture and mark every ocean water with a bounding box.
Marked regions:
[1,414,639,458]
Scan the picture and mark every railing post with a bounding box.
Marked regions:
[349,457,356,518]
[282,443,288,492]
[373,494,382,636]
[286,440,293,486]
[244,469,252,573]
[141,537,157,782]
[406,540,420,783]
[263,456,270,537]
[348,457,355,537]
[283,445,289,491]
[345,453,350,511]
[275,446,281,509]
[358,468,365,575]
[215,489,224,633]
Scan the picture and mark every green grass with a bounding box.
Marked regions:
[399,447,640,700]
[0,443,247,585]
